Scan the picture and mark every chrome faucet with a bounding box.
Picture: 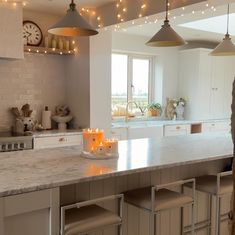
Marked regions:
[125,101,138,122]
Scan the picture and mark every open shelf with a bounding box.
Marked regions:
[191,123,202,134]
[24,46,75,56]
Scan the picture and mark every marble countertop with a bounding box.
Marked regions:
[0,134,232,197]
[112,119,230,128]
[33,129,82,138]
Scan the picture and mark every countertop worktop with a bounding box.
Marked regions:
[0,134,233,197]
[112,119,230,128]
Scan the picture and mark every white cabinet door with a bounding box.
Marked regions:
[0,188,59,235]
[127,126,163,139]
[110,128,128,140]
[164,124,191,137]
[210,57,227,119]
[178,49,212,120]
[223,57,235,118]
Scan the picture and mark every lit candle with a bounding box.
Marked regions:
[104,139,118,154]
[83,128,104,153]
[96,142,105,154]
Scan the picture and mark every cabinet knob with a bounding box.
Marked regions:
[59,137,66,142]
[176,126,181,130]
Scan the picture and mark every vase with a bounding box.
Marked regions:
[175,103,185,120]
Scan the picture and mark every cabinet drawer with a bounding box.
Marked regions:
[164,124,191,137]
[202,121,231,133]
[34,134,82,149]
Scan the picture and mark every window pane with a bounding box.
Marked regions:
[111,54,128,115]
[132,58,149,107]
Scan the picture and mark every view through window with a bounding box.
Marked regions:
[111,53,153,117]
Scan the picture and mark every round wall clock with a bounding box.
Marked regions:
[23,21,43,46]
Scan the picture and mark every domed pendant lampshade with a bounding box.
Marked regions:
[210,4,235,56]
[48,0,98,37]
[146,0,185,47]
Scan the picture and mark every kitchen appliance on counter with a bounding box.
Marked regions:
[0,132,33,152]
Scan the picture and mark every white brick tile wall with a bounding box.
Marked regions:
[0,53,67,131]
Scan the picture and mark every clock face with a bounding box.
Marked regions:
[23,21,43,46]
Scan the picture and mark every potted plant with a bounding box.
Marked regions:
[148,102,162,117]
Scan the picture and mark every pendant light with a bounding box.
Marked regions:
[146,0,185,47]
[48,0,98,37]
[210,4,235,56]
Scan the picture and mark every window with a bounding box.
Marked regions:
[111,53,154,116]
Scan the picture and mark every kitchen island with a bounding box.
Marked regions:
[0,133,233,235]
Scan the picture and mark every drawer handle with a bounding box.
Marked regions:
[59,137,66,142]
[176,126,181,130]
[211,124,215,127]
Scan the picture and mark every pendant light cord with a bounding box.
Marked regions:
[227,4,230,35]
[166,0,169,20]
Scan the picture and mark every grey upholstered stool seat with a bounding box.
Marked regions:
[124,187,194,212]
[64,205,122,235]
[123,179,196,235]
[60,194,124,235]
[195,175,232,195]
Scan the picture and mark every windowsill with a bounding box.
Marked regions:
[112,115,163,123]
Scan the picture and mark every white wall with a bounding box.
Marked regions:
[66,38,90,129]
[112,32,179,106]
[0,54,67,131]
[0,4,23,59]
[90,31,112,135]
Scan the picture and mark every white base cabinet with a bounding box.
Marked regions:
[0,188,59,235]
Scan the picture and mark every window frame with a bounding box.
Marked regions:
[112,52,155,106]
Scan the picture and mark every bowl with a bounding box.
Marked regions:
[52,115,73,131]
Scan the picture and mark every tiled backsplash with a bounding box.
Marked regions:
[0,54,67,131]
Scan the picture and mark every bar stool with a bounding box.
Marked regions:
[60,194,124,235]
[190,171,233,235]
[123,179,196,235]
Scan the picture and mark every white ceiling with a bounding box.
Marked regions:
[25,0,115,15]
[120,2,235,44]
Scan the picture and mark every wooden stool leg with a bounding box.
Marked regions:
[208,194,212,235]
[191,203,195,235]
[215,195,221,235]
[181,185,185,235]
[150,212,155,235]
[118,224,123,235]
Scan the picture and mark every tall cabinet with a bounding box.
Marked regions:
[178,48,235,120]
